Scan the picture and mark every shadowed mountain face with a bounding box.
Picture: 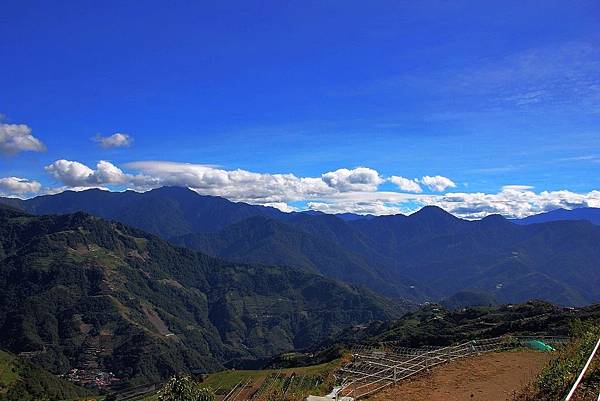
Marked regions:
[515,207,600,226]
[1,187,285,238]
[3,188,600,306]
[0,206,398,385]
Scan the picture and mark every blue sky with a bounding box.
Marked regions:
[1,1,599,217]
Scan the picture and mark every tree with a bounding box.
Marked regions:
[157,375,215,401]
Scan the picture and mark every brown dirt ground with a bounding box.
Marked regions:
[369,351,552,401]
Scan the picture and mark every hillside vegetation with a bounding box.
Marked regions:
[328,301,600,348]
[4,187,599,305]
[0,206,399,388]
[515,320,600,401]
[145,302,600,401]
[0,349,91,401]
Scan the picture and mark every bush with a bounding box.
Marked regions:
[514,320,600,400]
[157,375,215,401]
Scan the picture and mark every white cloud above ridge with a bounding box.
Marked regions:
[502,185,535,191]
[45,160,131,187]
[0,123,46,155]
[307,200,404,216]
[263,202,298,213]
[124,160,334,201]
[321,167,383,192]
[0,177,42,196]
[38,159,600,219]
[94,133,133,149]
[390,175,456,193]
[425,187,600,219]
[390,176,423,193]
[420,175,457,192]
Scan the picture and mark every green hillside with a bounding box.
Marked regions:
[0,206,401,388]
[329,301,600,348]
[0,349,91,401]
[6,188,600,305]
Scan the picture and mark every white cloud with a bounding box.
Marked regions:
[124,161,343,202]
[502,185,534,191]
[45,161,387,205]
[263,202,297,213]
[420,175,457,192]
[426,187,600,219]
[92,160,128,184]
[45,159,128,187]
[390,176,423,193]
[321,167,383,192]
[0,123,46,155]
[307,187,600,218]
[0,177,42,196]
[94,133,133,149]
[45,160,92,186]
[40,159,600,219]
[307,190,420,215]
[45,160,95,186]
[307,200,403,216]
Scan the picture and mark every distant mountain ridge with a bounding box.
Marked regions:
[1,187,286,238]
[514,207,600,226]
[2,188,600,306]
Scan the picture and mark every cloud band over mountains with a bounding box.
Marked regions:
[0,159,589,219]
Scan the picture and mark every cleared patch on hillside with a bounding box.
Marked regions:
[141,303,172,336]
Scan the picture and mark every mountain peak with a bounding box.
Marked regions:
[411,205,457,220]
[481,214,509,223]
[148,186,197,196]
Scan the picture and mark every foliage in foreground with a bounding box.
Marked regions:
[514,320,600,401]
[0,349,92,401]
[157,376,215,401]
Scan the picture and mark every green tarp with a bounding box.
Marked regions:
[526,339,555,352]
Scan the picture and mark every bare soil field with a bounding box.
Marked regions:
[369,350,552,401]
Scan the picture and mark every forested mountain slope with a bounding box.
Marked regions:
[3,188,600,306]
[0,206,399,386]
[0,349,91,401]
[1,186,283,238]
[175,207,600,305]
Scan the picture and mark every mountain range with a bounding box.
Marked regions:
[2,187,600,306]
[0,205,398,386]
[514,207,600,226]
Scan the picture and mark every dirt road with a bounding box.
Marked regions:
[369,351,552,401]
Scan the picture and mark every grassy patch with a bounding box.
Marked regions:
[513,320,600,400]
[0,350,19,393]
[133,360,342,401]
[201,359,340,390]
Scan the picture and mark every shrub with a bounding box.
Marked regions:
[157,375,215,401]
[514,320,600,400]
